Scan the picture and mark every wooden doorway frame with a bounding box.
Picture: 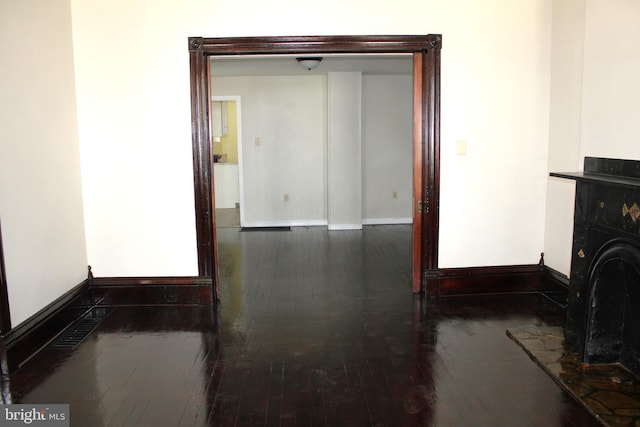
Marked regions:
[0,219,12,334]
[188,35,441,297]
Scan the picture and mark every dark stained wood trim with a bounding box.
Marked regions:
[4,280,92,372]
[425,264,543,297]
[0,219,9,401]
[91,276,214,307]
[91,286,211,307]
[92,276,214,286]
[541,265,569,307]
[189,34,442,296]
[542,265,570,289]
[3,275,215,373]
[0,219,11,333]
[424,42,441,275]
[0,335,10,403]
[189,38,216,281]
[413,39,441,296]
[200,35,442,56]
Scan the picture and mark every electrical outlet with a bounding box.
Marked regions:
[283,194,289,202]
[255,137,261,146]
[392,191,398,199]
[165,290,177,303]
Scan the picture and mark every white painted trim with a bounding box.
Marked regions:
[328,224,363,231]
[242,220,328,228]
[362,217,413,225]
[212,96,244,226]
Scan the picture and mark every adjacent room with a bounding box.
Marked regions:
[209,55,413,231]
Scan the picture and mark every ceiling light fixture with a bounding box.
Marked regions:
[296,57,323,70]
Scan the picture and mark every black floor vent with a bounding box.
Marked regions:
[241,226,292,232]
[52,310,109,350]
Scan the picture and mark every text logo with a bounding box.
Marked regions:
[0,405,69,426]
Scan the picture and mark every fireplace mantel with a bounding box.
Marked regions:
[551,171,640,189]
[551,157,640,189]
[552,156,640,374]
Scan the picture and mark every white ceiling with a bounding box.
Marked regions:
[210,54,413,76]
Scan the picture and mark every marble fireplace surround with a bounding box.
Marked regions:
[552,157,640,376]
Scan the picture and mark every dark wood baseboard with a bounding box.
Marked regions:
[425,264,543,298]
[424,263,570,305]
[3,276,215,373]
[3,280,92,372]
[91,276,214,307]
[541,266,569,307]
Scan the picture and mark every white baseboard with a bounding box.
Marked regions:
[242,219,327,228]
[327,224,363,231]
[362,217,413,225]
[241,218,411,229]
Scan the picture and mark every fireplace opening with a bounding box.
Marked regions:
[585,239,640,376]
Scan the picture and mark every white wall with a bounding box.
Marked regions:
[66,0,555,277]
[69,2,200,277]
[542,0,585,277]
[543,0,640,277]
[213,73,411,228]
[362,75,413,224]
[328,72,363,230]
[437,1,552,268]
[0,0,87,326]
[211,76,327,227]
[579,0,640,160]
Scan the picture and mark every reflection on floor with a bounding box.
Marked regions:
[9,225,601,426]
[508,325,640,427]
[216,208,240,228]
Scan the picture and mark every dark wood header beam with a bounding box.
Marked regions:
[195,35,442,56]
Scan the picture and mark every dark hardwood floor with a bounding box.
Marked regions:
[9,225,600,426]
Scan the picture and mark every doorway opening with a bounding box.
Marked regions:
[211,96,244,229]
[189,35,442,299]
[210,55,414,231]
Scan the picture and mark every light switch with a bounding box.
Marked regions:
[255,137,261,146]
[456,140,467,156]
